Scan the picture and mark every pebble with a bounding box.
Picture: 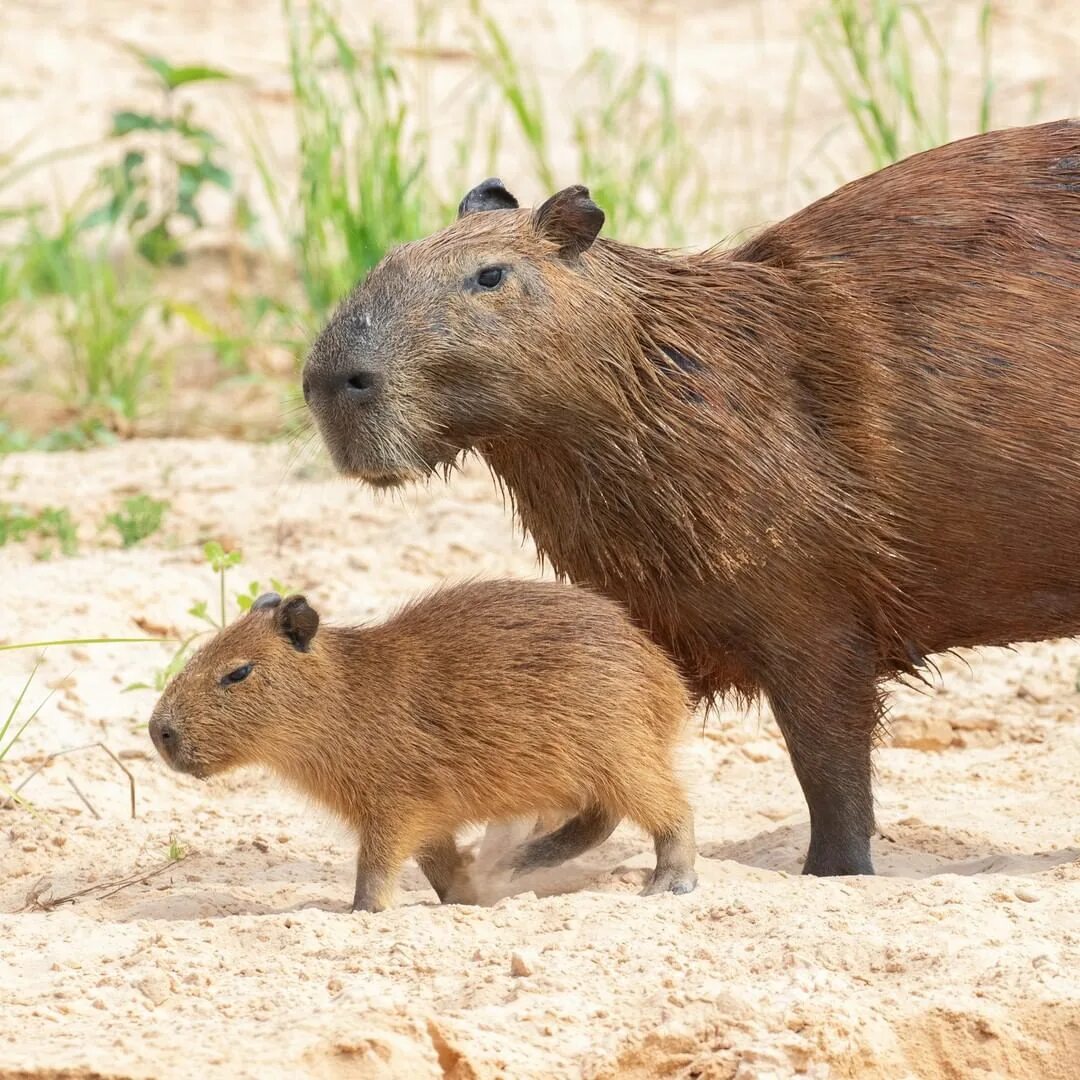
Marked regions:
[1014,887,1040,903]
[137,972,171,1007]
[510,950,536,977]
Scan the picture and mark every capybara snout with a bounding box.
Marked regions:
[150,579,697,912]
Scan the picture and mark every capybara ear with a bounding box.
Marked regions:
[274,595,320,652]
[532,185,604,259]
[252,592,282,612]
[457,177,519,218]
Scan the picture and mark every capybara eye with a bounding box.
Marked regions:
[221,663,253,687]
[476,267,504,289]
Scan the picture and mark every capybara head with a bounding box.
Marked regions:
[148,593,321,778]
[302,179,626,488]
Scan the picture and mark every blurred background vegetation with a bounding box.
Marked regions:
[0,0,1067,452]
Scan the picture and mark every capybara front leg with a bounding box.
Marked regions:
[352,831,407,913]
[501,804,620,876]
[766,659,878,877]
[416,834,477,906]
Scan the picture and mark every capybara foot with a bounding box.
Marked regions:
[801,833,874,877]
[501,805,620,877]
[640,866,698,896]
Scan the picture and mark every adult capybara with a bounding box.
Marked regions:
[148,580,697,911]
[302,119,1080,877]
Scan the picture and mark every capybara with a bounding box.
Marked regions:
[302,119,1080,877]
[148,580,697,911]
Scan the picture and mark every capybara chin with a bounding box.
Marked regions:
[303,119,1080,877]
[148,580,697,912]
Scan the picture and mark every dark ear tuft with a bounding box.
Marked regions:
[252,592,282,612]
[457,177,519,218]
[532,185,604,259]
[274,595,320,652]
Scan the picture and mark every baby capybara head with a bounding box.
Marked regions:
[148,593,321,779]
[302,179,623,488]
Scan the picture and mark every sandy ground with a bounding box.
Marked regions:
[1,439,1079,1079]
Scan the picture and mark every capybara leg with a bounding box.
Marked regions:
[352,833,407,913]
[641,804,698,897]
[416,834,477,906]
[766,658,878,877]
[502,804,620,876]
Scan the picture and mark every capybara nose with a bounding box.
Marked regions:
[308,368,382,406]
[149,715,178,761]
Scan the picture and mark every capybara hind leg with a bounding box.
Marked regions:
[641,807,698,897]
[502,804,620,876]
[416,834,477,906]
[766,653,878,877]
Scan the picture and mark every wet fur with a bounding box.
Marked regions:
[149,580,696,911]
[305,120,1080,876]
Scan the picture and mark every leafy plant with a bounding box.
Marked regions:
[104,494,169,547]
[125,541,292,693]
[0,503,78,558]
[81,48,234,265]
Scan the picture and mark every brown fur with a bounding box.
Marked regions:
[303,120,1080,877]
[148,580,697,911]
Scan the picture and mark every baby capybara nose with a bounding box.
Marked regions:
[149,714,178,762]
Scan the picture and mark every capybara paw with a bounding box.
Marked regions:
[640,868,698,897]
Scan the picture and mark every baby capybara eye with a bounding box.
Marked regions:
[475,267,504,289]
[220,663,253,686]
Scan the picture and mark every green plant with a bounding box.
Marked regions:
[0,419,116,454]
[125,541,292,693]
[104,494,169,547]
[0,658,58,807]
[51,247,158,422]
[805,0,994,169]
[167,834,187,861]
[0,503,78,558]
[81,48,234,265]
[261,0,440,320]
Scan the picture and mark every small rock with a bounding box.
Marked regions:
[137,971,171,1007]
[252,837,269,853]
[889,714,953,751]
[326,977,343,994]
[1014,887,1040,903]
[510,950,536,977]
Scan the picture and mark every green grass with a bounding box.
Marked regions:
[0,659,56,807]
[104,494,169,547]
[0,503,78,558]
[261,0,442,321]
[805,0,994,169]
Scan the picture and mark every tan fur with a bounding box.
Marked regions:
[303,120,1080,877]
[148,580,697,911]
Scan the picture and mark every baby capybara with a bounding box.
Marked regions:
[303,119,1080,877]
[148,580,697,912]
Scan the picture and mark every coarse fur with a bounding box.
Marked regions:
[303,119,1080,878]
[148,580,697,912]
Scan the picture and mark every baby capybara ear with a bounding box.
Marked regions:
[457,177,519,218]
[251,592,282,611]
[274,595,320,652]
[532,185,604,259]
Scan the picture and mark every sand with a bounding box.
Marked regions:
[1,439,1079,1079]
